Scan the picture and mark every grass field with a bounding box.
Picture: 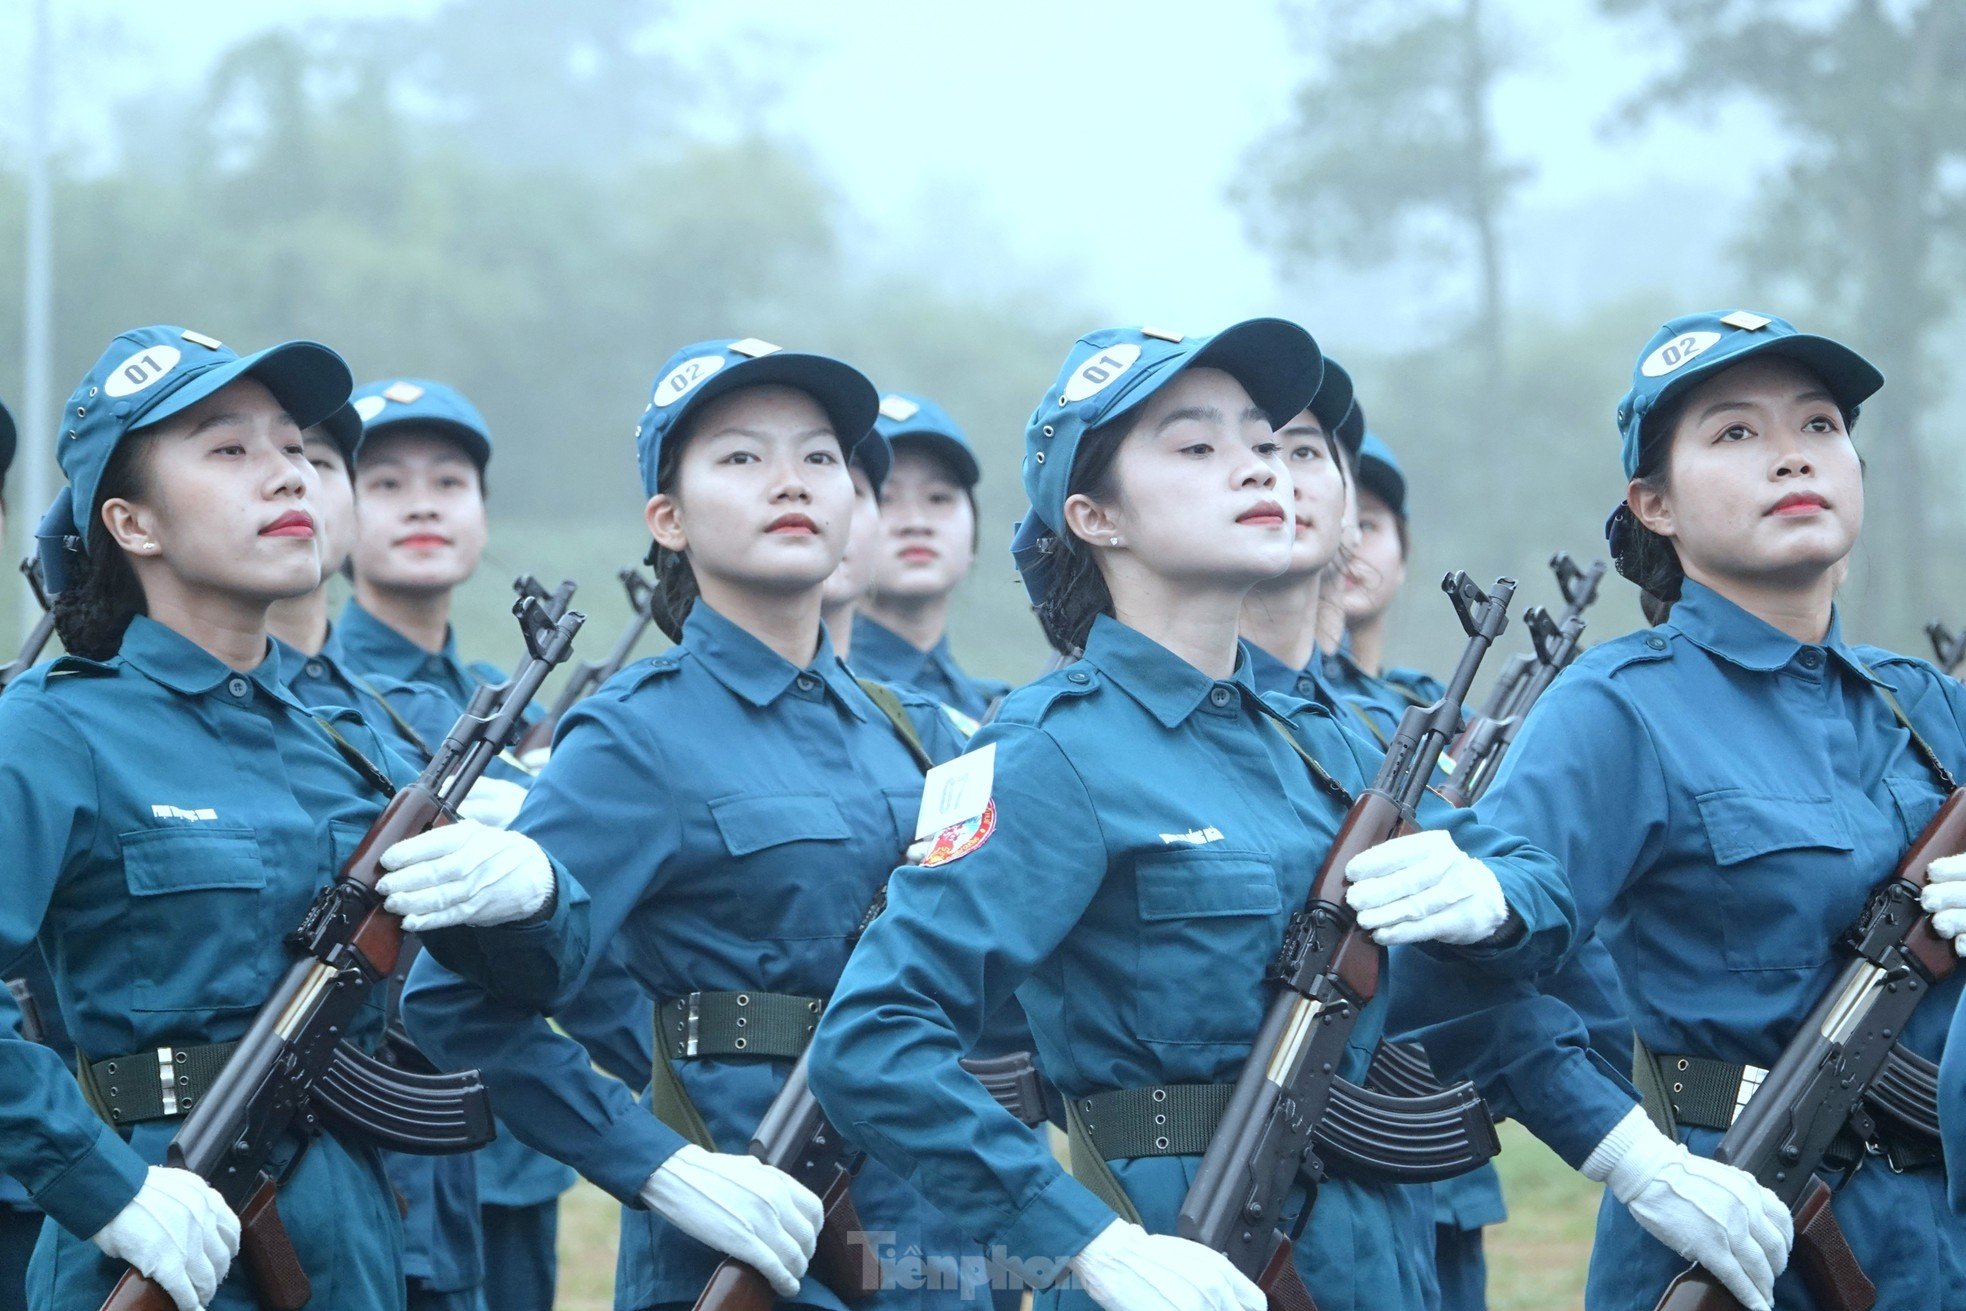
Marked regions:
[552,1120,1600,1310]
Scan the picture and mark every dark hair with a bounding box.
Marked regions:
[646,431,699,644]
[51,436,157,660]
[1612,384,1860,625]
[1033,417,1133,656]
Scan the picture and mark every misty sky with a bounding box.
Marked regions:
[2,0,1779,347]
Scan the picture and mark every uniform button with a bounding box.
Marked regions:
[1297,677,1313,693]
[304,661,325,679]
[1067,671,1090,684]
[1799,649,1822,669]
[795,674,818,692]
[227,677,250,698]
[1646,635,1667,651]
[1209,686,1233,707]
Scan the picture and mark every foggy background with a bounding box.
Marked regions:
[4,0,1964,690]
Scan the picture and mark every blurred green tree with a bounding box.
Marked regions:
[1603,0,1966,643]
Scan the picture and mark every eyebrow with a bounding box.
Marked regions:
[1155,404,1269,432]
[701,426,838,442]
[1697,388,1838,424]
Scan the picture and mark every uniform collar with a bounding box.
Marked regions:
[1081,613,1258,729]
[851,614,950,681]
[684,601,866,717]
[118,615,293,701]
[1666,578,1884,685]
[333,599,468,685]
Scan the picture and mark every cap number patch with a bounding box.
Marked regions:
[353,395,388,422]
[1639,331,1721,378]
[103,345,182,398]
[653,355,726,408]
[1061,344,1142,404]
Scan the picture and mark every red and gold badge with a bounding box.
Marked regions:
[922,799,997,867]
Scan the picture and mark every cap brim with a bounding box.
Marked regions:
[1188,318,1324,429]
[853,430,892,493]
[889,430,980,489]
[135,340,353,439]
[361,415,492,469]
[1307,361,1355,444]
[1651,334,1884,425]
[313,405,364,461]
[675,352,881,473]
[1357,455,1405,518]
[1010,511,1057,605]
[0,400,15,480]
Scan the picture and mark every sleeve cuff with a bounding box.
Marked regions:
[1508,1047,1642,1169]
[986,1168,1117,1287]
[424,857,589,1005]
[33,1121,149,1241]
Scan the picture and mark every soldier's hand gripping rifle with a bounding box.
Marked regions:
[1176,573,1515,1311]
[517,566,656,756]
[0,559,57,693]
[1652,789,1966,1311]
[99,589,586,1311]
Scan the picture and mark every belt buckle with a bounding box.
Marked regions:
[1729,1063,1769,1125]
[684,993,701,1059]
[157,1047,179,1117]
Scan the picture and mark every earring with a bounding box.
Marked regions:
[1108,536,1121,547]
[144,541,158,552]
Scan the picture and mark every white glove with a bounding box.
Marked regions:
[639,1143,824,1297]
[1582,1107,1791,1311]
[90,1166,241,1311]
[1343,828,1509,945]
[455,776,529,830]
[376,821,555,932]
[1068,1219,1263,1311]
[1920,852,1966,954]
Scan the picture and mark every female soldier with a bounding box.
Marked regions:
[1237,357,1356,710]
[402,337,987,1311]
[853,393,1009,720]
[1392,309,1966,1310]
[804,320,1577,1311]
[0,326,587,1311]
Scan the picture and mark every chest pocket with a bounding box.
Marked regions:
[1695,791,1853,972]
[708,794,853,857]
[120,826,271,1014]
[880,786,922,853]
[1884,774,1948,846]
[1131,848,1282,1047]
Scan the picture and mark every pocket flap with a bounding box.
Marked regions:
[1694,791,1853,866]
[1135,849,1281,921]
[708,793,852,857]
[121,825,267,895]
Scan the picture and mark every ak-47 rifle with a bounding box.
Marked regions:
[1177,573,1516,1311]
[1926,621,1966,677]
[689,896,896,1311]
[1651,790,1966,1311]
[1,559,57,693]
[517,566,656,755]
[1435,606,1587,808]
[98,589,586,1311]
[1453,553,1601,741]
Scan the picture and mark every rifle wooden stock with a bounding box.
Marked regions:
[690,1165,875,1311]
[1655,1179,1874,1311]
[98,1179,306,1311]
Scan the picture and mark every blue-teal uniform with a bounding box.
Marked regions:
[850,615,1009,723]
[1322,648,1442,746]
[0,617,587,1311]
[1391,579,1966,1309]
[275,636,493,1311]
[1244,641,1344,715]
[403,602,991,1311]
[329,602,579,1311]
[804,615,1577,1311]
[0,947,68,1311]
